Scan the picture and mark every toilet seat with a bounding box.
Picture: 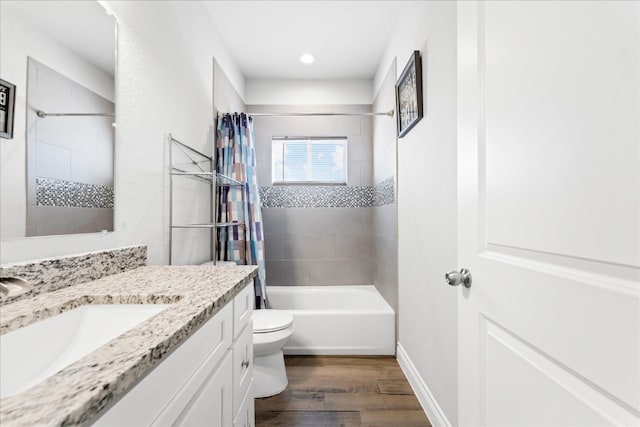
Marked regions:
[253,309,293,333]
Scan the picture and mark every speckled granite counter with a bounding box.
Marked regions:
[0,265,258,427]
[0,246,148,305]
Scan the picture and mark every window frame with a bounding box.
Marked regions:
[271,136,348,185]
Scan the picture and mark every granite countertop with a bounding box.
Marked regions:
[0,265,258,427]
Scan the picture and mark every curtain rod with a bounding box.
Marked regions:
[217,110,394,118]
[36,110,114,118]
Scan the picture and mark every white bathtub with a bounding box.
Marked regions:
[266,285,395,355]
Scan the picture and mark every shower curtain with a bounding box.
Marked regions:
[216,112,266,308]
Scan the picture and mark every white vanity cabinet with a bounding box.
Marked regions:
[93,284,254,427]
[232,284,255,427]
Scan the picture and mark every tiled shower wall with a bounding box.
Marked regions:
[249,105,374,286]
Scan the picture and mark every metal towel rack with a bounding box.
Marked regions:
[167,133,246,265]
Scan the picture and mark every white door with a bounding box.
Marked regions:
[457,1,640,426]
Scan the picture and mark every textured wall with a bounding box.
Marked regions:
[169,60,247,266]
[246,80,373,105]
[376,1,459,424]
[372,62,398,315]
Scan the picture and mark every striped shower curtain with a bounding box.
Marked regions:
[216,112,266,308]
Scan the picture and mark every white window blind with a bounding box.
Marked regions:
[272,137,347,184]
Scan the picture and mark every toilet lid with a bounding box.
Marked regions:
[253,309,294,333]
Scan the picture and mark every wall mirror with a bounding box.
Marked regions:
[0,1,116,239]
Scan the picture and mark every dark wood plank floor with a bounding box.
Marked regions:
[255,356,432,427]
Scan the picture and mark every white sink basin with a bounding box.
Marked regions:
[0,304,170,398]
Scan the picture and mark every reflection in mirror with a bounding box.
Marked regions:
[0,1,116,239]
[26,58,114,236]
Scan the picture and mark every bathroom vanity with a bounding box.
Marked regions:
[0,265,257,426]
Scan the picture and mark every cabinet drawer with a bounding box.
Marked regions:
[154,351,233,427]
[233,379,255,427]
[233,321,254,417]
[93,303,233,426]
[233,284,254,338]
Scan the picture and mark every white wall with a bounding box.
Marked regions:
[372,62,398,316]
[1,1,244,265]
[246,79,372,105]
[214,60,246,114]
[376,2,459,425]
[373,62,397,184]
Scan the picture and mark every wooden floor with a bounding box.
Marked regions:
[255,356,431,427]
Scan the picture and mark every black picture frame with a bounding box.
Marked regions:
[396,50,423,138]
[0,79,16,139]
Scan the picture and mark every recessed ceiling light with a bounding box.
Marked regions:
[299,53,315,64]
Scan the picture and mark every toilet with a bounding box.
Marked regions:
[252,309,294,398]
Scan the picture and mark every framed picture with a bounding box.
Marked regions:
[0,79,16,139]
[396,50,423,138]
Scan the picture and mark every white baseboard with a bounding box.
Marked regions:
[396,343,452,427]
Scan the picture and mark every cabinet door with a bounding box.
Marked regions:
[93,304,232,426]
[163,352,233,427]
[233,321,254,417]
[233,379,255,427]
[233,284,253,337]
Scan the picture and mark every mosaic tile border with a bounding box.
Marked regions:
[0,245,147,305]
[373,176,395,207]
[259,176,395,208]
[260,185,374,208]
[36,177,114,209]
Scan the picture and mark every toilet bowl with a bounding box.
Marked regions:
[252,309,294,398]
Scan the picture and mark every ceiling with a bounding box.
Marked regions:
[2,1,116,77]
[203,1,403,81]
[3,1,399,82]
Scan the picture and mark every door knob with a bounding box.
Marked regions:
[445,268,472,288]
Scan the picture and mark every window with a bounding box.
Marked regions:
[272,137,347,184]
